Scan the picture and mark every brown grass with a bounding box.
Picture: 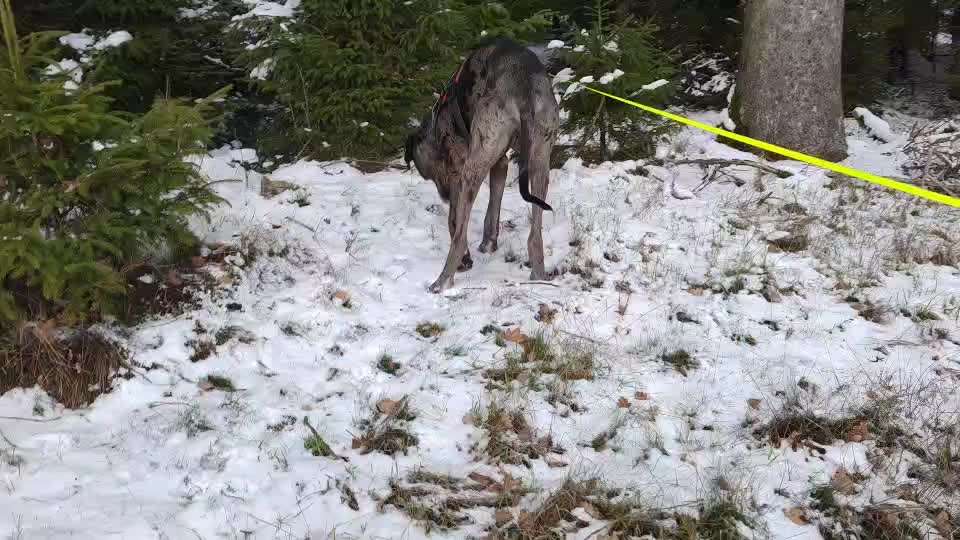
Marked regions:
[352,396,419,456]
[380,468,526,533]
[479,402,564,467]
[489,480,750,540]
[0,326,127,408]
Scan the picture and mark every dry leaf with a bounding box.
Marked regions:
[462,413,477,426]
[617,397,631,408]
[581,501,602,520]
[784,506,810,525]
[545,457,568,468]
[933,510,953,537]
[495,510,513,526]
[376,399,400,416]
[502,327,528,344]
[831,469,858,495]
[747,398,762,410]
[717,476,734,492]
[844,420,871,442]
[501,472,521,493]
[332,290,351,305]
[635,391,650,400]
[351,438,363,449]
[536,303,557,324]
[468,472,497,488]
[688,287,705,296]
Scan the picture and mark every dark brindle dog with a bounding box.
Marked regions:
[405,38,560,293]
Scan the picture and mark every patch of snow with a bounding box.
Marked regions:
[44,59,83,84]
[853,107,898,143]
[602,40,619,52]
[552,67,575,86]
[93,31,133,51]
[91,141,117,152]
[59,31,95,52]
[597,69,624,85]
[233,0,301,20]
[573,45,586,53]
[3,106,960,540]
[547,39,565,49]
[641,79,669,91]
[249,58,275,80]
[936,32,953,46]
[179,4,215,18]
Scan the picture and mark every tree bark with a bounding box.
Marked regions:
[734,0,847,161]
[950,8,960,99]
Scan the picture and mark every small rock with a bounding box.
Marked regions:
[225,302,243,312]
[747,398,761,410]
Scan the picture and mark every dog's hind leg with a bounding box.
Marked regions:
[480,154,508,254]
[526,137,553,281]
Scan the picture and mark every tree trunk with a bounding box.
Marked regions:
[950,8,960,99]
[734,0,847,161]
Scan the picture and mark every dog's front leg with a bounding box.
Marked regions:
[450,201,473,272]
[430,178,482,293]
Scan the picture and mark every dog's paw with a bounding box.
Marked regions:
[478,239,498,254]
[457,252,473,272]
[429,276,454,293]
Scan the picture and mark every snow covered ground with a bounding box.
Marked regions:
[1,115,959,539]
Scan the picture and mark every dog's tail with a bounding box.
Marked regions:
[517,109,552,212]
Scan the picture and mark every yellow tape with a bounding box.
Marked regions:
[584,86,960,209]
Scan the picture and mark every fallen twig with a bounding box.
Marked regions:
[0,415,65,423]
[669,158,794,179]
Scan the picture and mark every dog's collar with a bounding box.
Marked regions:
[432,61,466,118]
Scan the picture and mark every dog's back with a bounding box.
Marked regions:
[441,38,558,208]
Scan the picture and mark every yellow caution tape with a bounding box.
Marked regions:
[584,85,960,209]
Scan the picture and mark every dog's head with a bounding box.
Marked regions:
[404,110,467,203]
